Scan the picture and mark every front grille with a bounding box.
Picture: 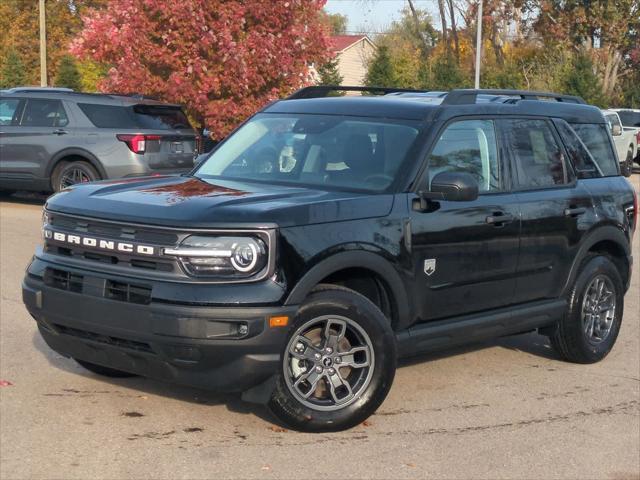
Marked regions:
[44,268,83,293]
[53,323,154,354]
[50,214,178,244]
[105,280,152,305]
[45,212,178,274]
[44,244,175,272]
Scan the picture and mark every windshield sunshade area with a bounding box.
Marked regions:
[195,113,421,191]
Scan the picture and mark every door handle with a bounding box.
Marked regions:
[485,212,514,226]
[564,207,587,217]
[52,129,68,135]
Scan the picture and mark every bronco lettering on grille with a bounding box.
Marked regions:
[44,229,156,255]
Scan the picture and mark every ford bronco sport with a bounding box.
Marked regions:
[22,87,637,432]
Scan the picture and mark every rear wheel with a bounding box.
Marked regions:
[52,161,100,192]
[268,285,396,432]
[549,255,624,363]
[75,359,137,378]
[621,148,634,176]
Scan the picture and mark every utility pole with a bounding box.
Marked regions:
[474,0,483,89]
[39,0,47,86]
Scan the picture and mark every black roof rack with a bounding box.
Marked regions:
[441,89,586,105]
[287,85,427,99]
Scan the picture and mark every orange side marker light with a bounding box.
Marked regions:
[269,316,289,328]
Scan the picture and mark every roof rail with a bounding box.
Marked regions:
[5,87,75,94]
[287,85,428,99]
[442,89,586,105]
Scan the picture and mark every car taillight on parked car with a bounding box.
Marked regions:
[116,134,162,154]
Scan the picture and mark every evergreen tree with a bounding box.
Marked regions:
[560,53,604,106]
[317,57,343,86]
[0,48,26,88]
[54,55,82,90]
[365,46,395,87]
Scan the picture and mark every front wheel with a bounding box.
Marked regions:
[268,285,396,432]
[549,254,624,364]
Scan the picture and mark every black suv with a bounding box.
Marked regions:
[0,87,197,193]
[22,87,637,432]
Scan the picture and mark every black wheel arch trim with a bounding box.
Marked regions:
[47,148,107,180]
[562,225,631,295]
[283,250,411,329]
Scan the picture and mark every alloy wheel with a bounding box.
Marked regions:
[59,167,92,189]
[283,315,375,411]
[581,274,617,345]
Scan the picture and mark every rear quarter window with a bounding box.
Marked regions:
[78,103,192,130]
[569,123,619,176]
[78,103,138,128]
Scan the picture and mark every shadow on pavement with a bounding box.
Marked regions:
[398,331,560,368]
[0,191,49,206]
[31,330,282,427]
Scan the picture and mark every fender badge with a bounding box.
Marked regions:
[424,259,436,276]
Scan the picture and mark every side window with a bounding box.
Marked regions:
[20,99,68,127]
[606,114,621,131]
[427,119,502,193]
[503,119,569,189]
[0,98,21,126]
[570,123,619,176]
[555,120,601,179]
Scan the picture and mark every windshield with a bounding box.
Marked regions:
[194,113,421,191]
[616,110,640,128]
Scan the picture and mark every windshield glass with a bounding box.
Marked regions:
[195,113,421,191]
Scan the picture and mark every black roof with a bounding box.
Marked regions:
[265,87,605,125]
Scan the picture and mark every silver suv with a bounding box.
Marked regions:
[0,88,197,193]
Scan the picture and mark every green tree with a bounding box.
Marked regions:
[365,46,395,87]
[0,48,26,88]
[420,56,467,90]
[54,55,82,90]
[317,57,343,86]
[559,53,605,106]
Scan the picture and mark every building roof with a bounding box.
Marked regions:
[330,35,371,52]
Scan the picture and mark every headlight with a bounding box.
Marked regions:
[165,235,268,279]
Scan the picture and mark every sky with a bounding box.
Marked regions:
[324,0,440,36]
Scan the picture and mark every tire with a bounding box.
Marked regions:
[75,359,137,378]
[268,284,396,432]
[622,148,634,177]
[51,161,100,192]
[549,254,624,364]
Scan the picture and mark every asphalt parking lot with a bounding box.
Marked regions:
[1,175,639,480]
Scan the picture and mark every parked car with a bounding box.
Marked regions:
[0,87,197,193]
[611,108,640,166]
[23,87,637,432]
[601,109,637,176]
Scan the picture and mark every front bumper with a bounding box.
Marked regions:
[23,258,297,393]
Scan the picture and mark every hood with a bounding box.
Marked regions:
[45,175,394,228]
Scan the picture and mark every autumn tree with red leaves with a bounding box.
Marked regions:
[71,0,330,135]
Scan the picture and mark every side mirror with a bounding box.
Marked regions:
[420,172,479,202]
[612,124,622,136]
